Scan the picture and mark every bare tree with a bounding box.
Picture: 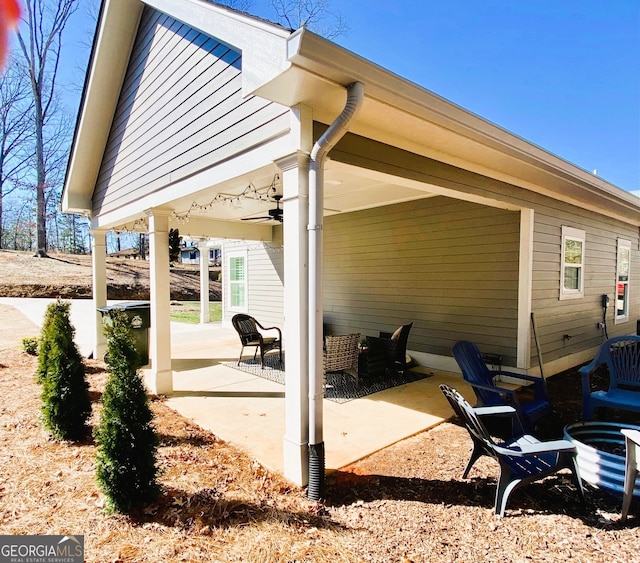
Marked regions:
[0,57,34,248]
[216,0,254,13]
[269,0,348,38]
[4,195,35,250]
[16,0,79,257]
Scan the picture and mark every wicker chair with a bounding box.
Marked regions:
[323,333,361,385]
[231,314,282,368]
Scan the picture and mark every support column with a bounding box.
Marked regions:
[91,229,108,361]
[517,208,534,370]
[147,208,173,394]
[198,240,210,324]
[278,149,311,487]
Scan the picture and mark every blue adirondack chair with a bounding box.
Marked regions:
[452,340,552,431]
[579,335,640,420]
[440,384,584,517]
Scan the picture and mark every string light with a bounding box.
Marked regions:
[117,217,149,233]
[170,174,280,224]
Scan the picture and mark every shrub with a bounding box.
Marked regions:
[37,300,91,441]
[21,337,38,355]
[95,309,159,513]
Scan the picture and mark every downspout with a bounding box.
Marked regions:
[308,81,364,500]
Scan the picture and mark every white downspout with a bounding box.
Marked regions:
[307,81,364,500]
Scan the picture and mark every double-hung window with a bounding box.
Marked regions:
[560,226,585,300]
[615,239,631,322]
[228,251,247,312]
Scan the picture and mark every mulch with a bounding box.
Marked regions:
[1,301,639,562]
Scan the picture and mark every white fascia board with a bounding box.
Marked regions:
[142,0,292,96]
[273,29,640,223]
[62,0,144,215]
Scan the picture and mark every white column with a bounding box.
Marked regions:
[91,229,108,361]
[198,240,210,324]
[517,208,534,371]
[147,208,173,394]
[278,150,311,486]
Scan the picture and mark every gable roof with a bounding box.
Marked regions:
[63,0,640,226]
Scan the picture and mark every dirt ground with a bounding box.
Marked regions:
[1,254,639,562]
[0,249,221,300]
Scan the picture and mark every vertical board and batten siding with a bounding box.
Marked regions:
[92,7,289,216]
[327,130,640,371]
[323,197,521,365]
[222,240,284,329]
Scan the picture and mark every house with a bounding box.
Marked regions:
[178,243,221,266]
[62,0,640,489]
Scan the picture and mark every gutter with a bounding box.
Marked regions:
[307,81,364,500]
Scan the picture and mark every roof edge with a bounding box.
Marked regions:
[282,30,640,217]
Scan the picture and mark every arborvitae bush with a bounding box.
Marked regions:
[38,300,91,441]
[95,309,159,513]
[36,300,62,383]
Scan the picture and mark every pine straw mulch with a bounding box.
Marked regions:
[1,344,639,562]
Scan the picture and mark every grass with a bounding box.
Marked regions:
[169,301,222,324]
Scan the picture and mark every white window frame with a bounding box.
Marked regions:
[227,250,248,313]
[615,238,631,323]
[560,226,585,300]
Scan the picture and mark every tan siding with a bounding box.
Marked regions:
[327,130,640,370]
[323,197,521,364]
[222,240,284,329]
[92,7,289,216]
[532,209,640,362]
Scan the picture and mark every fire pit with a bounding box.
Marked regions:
[564,421,640,497]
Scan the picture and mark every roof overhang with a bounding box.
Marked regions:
[62,0,640,228]
[256,30,640,226]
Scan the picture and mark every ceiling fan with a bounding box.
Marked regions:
[241,195,283,223]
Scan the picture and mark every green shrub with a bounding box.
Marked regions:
[95,309,159,513]
[21,337,39,355]
[36,300,60,383]
[37,300,91,441]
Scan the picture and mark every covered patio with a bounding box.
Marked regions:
[159,319,473,474]
[62,0,640,491]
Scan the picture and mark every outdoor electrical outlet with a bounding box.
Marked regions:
[597,322,605,329]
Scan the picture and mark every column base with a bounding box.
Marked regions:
[93,342,107,362]
[144,368,173,395]
[282,435,309,487]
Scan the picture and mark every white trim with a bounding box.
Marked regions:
[517,209,534,369]
[227,249,248,313]
[560,226,585,300]
[615,238,632,323]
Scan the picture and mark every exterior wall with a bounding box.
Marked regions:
[92,7,289,216]
[327,129,640,374]
[531,206,640,372]
[179,248,199,265]
[323,197,521,365]
[222,237,284,330]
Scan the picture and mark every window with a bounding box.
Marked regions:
[560,226,585,300]
[228,251,247,311]
[615,239,631,322]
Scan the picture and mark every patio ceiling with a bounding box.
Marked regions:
[105,160,446,239]
[166,161,440,223]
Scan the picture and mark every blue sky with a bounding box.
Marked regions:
[60,0,639,192]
